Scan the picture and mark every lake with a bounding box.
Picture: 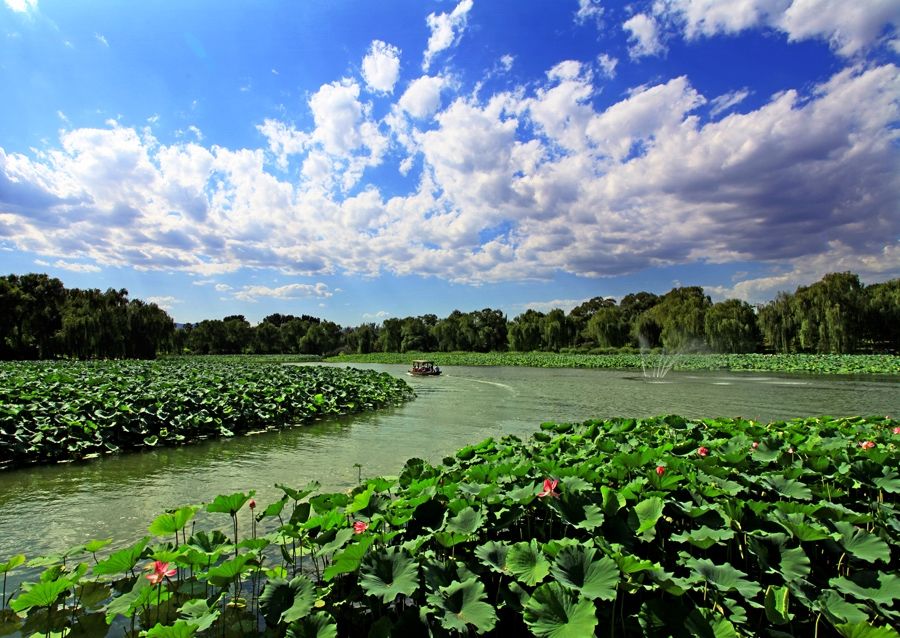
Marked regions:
[0,363,897,561]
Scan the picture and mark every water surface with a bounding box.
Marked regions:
[0,364,896,560]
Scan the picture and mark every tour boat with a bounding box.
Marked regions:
[409,360,441,376]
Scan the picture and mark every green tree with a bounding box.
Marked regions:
[864,279,900,352]
[586,305,628,348]
[508,310,544,352]
[704,299,760,353]
[378,318,403,352]
[542,309,572,352]
[648,287,711,351]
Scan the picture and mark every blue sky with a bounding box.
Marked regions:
[1,0,898,326]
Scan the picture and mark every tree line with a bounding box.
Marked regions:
[1,271,897,360]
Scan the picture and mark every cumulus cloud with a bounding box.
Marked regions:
[624,13,665,58]
[664,0,900,56]
[361,40,401,94]
[423,0,474,71]
[232,282,333,302]
[0,51,896,295]
[4,0,37,13]
[597,53,618,78]
[398,75,445,119]
[574,0,603,26]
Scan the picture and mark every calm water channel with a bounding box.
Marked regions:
[0,364,897,562]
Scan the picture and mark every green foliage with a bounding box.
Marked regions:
[0,358,413,467]
[3,413,898,636]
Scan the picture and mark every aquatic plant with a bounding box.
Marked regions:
[0,414,897,636]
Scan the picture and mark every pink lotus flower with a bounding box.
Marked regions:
[892,426,900,435]
[751,442,759,449]
[860,440,875,450]
[655,466,665,476]
[697,447,709,457]
[538,478,560,498]
[145,561,176,585]
[353,521,369,534]
[248,499,256,510]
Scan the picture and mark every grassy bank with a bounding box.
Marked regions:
[327,351,900,374]
[1,414,897,636]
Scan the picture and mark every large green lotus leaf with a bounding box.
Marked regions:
[178,598,220,633]
[523,581,598,638]
[276,481,320,503]
[359,547,420,604]
[763,476,812,500]
[834,623,900,638]
[82,539,112,554]
[507,539,550,586]
[670,525,735,550]
[323,535,374,581]
[148,506,198,537]
[833,521,891,564]
[315,528,354,556]
[144,621,198,637]
[206,491,254,516]
[771,512,835,542]
[426,576,497,634]
[0,554,25,573]
[816,590,869,625]
[474,541,510,575]
[206,553,253,587]
[873,470,900,494]
[550,545,618,601]
[446,506,483,535]
[830,571,900,606]
[779,547,812,583]
[92,536,149,576]
[632,496,665,536]
[683,557,761,601]
[103,577,159,624]
[286,612,338,638]
[10,579,70,613]
[765,585,791,625]
[345,484,374,514]
[259,576,314,626]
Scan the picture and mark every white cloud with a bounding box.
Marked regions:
[56,110,69,124]
[575,0,604,26]
[257,118,308,169]
[665,0,900,56]
[513,298,587,314]
[499,54,514,72]
[146,295,179,310]
[423,0,474,71]
[4,0,37,13]
[597,53,618,78]
[398,75,445,119]
[232,282,333,302]
[53,260,101,272]
[214,283,231,292]
[623,13,665,58]
[362,310,391,320]
[361,40,401,94]
[709,88,751,116]
[94,33,108,47]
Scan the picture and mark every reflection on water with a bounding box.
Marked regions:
[0,364,897,559]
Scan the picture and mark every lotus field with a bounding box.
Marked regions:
[1,414,897,636]
[327,351,900,375]
[0,359,413,468]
